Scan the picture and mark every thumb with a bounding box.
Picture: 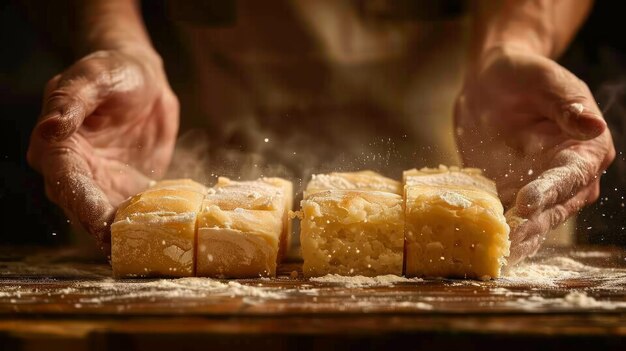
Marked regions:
[34,53,122,142]
[553,100,606,140]
[35,76,102,143]
[41,147,115,254]
[535,68,606,140]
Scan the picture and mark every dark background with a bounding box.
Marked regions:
[0,0,624,246]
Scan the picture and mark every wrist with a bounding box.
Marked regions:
[470,0,558,66]
[469,43,543,76]
[480,40,549,60]
[80,37,160,62]
[75,0,155,59]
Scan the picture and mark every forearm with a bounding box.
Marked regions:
[470,0,593,62]
[75,0,155,57]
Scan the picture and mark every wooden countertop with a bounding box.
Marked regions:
[0,246,624,350]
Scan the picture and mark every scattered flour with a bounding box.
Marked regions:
[439,191,472,208]
[310,274,423,288]
[509,291,626,311]
[1,252,625,313]
[501,257,602,287]
[489,287,529,297]
[75,277,317,302]
[1,277,319,306]
[571,251,613,259]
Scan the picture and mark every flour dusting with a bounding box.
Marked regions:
[310,274,423,288]
[1,249,625,314]
[509,291,626,311]
[501,257,604,287]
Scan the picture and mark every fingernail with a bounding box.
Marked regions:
[575,114,606,138]
[38,114,72,142]
[39,117,61,141]
[562,103,606,138]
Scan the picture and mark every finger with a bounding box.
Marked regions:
[506,184,593,265]
[35,75,102,142]
[511,180,596,246]
[41,146,115,254]
[505,209,548,266]
[515,149,599,216]
[42,74,61,105]
[507,233,546,267]
[34,54,122,142]
[534,68,606,140]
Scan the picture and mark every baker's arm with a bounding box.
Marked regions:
[455,0,615,264]
[470,0,592,61]
[27,0,179,254]
[74,0,154,55]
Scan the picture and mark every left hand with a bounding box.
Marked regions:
[454,46,615,265]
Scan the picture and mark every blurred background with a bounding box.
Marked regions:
[0,0,624,247]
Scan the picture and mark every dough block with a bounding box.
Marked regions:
[197,177,293,277]
[300,171,404,277]
[208,177,293,257]
[403,166,510,280]
[111,179,207,278]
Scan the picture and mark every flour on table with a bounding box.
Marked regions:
[74,277,316,302]
[1,250,625,313]
[509,291,626,311]
[500,257,603,287]
[570,251,612,259]
[310,274,423,288]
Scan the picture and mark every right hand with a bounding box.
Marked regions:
[27,49,179,254]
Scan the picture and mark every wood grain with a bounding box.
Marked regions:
[0,246,624,350]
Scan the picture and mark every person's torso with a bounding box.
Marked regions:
[167,0,469,188]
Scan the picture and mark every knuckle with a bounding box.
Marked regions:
[76,51,117,72]
[552,150,594,184]
[81,50,114,61]
[46,91,87,118]
[46,89,72,106]
[549,205,570,228]
[62,60,111,91]
[518,178,552,208]
[163,89,180,111]
[517,183,541,206]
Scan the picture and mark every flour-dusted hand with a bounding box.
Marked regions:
[455,46,615,265]
[27,49,179,254]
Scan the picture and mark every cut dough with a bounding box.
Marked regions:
[300,171,404,277]
[111,177,292,279]
[110,166,508,281]
[111,179,207,278]
[196,177,293,278]
[403,166,510,280]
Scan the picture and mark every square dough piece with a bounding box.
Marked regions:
[403,166,510,280]
[197,177,293,277]
[111,179,206,278]
[300,190,404,277]
[208,177,293,257]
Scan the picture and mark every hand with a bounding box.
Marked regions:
[454,46,615,265]
[27,49,179,254]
